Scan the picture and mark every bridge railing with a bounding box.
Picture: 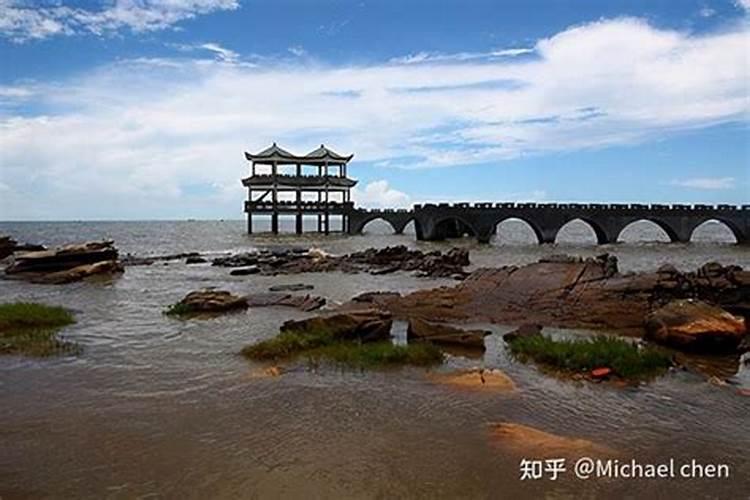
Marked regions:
[411,202,746,212]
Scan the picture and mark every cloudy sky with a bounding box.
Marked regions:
[0,0,748,220]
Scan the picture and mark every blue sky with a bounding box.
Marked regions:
[0,0,748,220]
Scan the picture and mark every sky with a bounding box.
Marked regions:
[0,0,748,220]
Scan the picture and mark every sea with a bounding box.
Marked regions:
[0,219,748,499]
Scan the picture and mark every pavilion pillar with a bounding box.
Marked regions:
[295,163,302,234]
[247,186,253,234]
[317,166,323,232]
[271,161,278,234]
[324,161,330,235]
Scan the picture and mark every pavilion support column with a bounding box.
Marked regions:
[295,163,302,235]
[247,187,253,234]
[271,161,279,234]
[324,162,330,235]
[317,166,323,233]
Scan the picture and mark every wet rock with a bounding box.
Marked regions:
[644,300,746,352]
[489,423,614,458]
[5,241,123,284]
[503,323,542,343]
[269,283,314,292]
[185,256,207,264]
[170,289,248,314]
[281,309,392,343]
[351,291,402,303]
[347,256,750,335]
[591,367,612,379]
[246,293,326,312]
[407,318,489,350]
[738,336,750,354]
[212,253,259,267]
[230,266,260,276]
[0,236,45,260]
[428,368,515,392]
[122,252,201,266]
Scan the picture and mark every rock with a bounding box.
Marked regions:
[427,369,515,392]
[269,283,314,292]
[281,310,393,343]
[32,260,124,284]
[4,241,123,284]
[230,266,260,276]
[739,336,750,353]
[407,318,489,350]
[351,291,402,303]
[503,323,542,343]
[342,256,750,335]
[212,253,259,267]
[170,289,248,314]
[122,252,201,266]
[0,236,17,260]
[644,300,746,352]
[185,256,207,264]
[246,293,326,312]
[489,423,614,458]
[591,367,612,379]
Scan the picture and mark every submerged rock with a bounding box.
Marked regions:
[269,283,314,292]
[489,422,613,458]
[281,309,392,343]
[168,289,248,315]
[246,293,326,312]
[644,299,746,352]
[428,368,515,392]
[5,241,122,284]
[407,318,489,350]
[185,256,207,264]
[230,266,260,276]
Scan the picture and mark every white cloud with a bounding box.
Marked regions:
[287,45,307,57]
[0,17,748,218]
[351,181,411,208]
[0,0,239,42]
[736,0,750,12]
[671,177,736,190]
[389,47,534,64]
[174,42,239,63]
[699,7,716,17]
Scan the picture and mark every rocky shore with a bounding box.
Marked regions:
[3,241,123,284]
[341,254,749,353]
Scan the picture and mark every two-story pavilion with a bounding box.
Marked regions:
[242,143,357,234]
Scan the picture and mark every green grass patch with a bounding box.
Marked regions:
[242,328,443,368]
[507,334,671,380]
[163,302,194,317]
[0,302,78,356]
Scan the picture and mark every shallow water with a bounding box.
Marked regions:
[0,220,748,499]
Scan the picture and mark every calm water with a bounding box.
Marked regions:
[0,220,748,499]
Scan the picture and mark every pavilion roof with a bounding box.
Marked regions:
[244,143,353,165]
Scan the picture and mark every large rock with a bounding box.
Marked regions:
[644,300,746,352]
[281,310,392,343]
[503,323,542,343]
[5,241,122,283]
[0,236,45,260]
[489,423,613,458]
[171,289,248,314]
[407,318,489,349]
[246,293,326,312]
[342,255,750,335]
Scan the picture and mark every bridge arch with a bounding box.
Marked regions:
[689,218,741,244]
[432,215,479,239]
[358,217,400,234]
[491,216,543,245]
[616,218,679,243]
[555,218,609,245]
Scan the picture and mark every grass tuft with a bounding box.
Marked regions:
[507,334,671,380]
[0,302,78,356]
[242,328,443,368]
[163,302,194,317]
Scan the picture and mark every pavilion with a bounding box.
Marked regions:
[242,143,357,234]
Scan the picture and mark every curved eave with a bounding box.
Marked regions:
[244,151,354,165]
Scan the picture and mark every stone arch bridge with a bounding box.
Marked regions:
[348,203,750,245]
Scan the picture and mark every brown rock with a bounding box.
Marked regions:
[281,310,392,343]
[428,369,515,392]
[407,318,489,349]
[591,367,612,379]
[489,423,614,458]
[644,299,746,352]
[172,289,248,314]
[246,293,325,312]
[33,260,124,284]
[4,241,122,284]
